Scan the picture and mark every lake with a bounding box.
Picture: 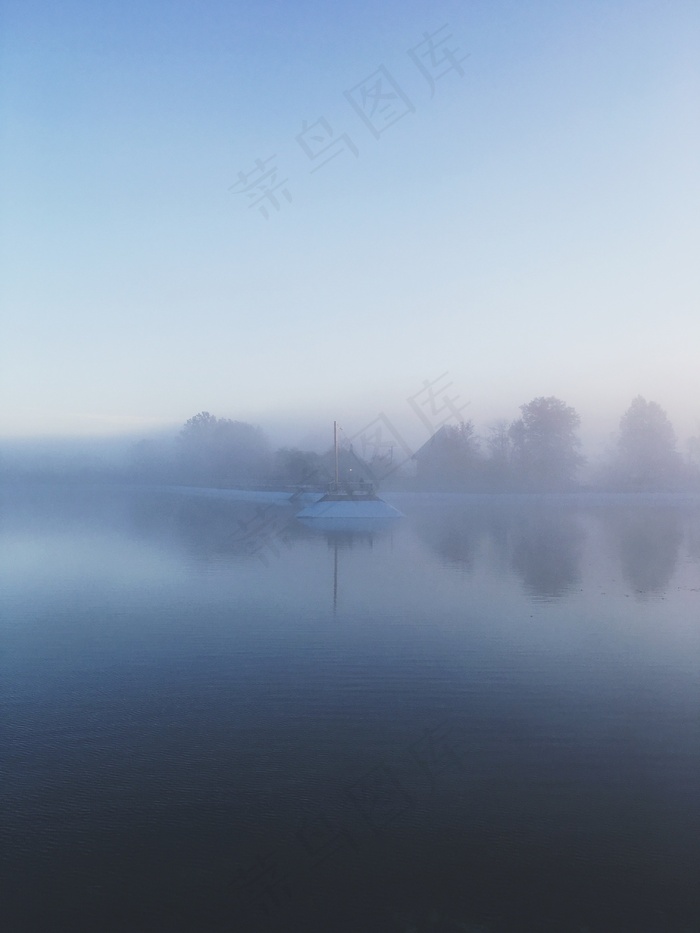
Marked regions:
[2,485,700,933]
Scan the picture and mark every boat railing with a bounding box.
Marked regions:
[327,480,375,496]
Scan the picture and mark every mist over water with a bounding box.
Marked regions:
[3,1,699,928]
[2,484,700,932]
[3,392,699,496]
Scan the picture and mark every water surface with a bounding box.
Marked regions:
[2,485,699,932]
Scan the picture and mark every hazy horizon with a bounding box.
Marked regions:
[0,392,696,480]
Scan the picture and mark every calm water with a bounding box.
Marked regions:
[2,485,700,933]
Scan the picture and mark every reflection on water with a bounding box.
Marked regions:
[509,509,584,600]
[403,494,700,603]
[599,503,684,597]
[2,486,700,933]
[297,519,400,614]
[409,495,587,597]
[116,489,700,605]
[129,490,301,562]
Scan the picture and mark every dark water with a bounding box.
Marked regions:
[2,485,700,933]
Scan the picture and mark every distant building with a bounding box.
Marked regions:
[412,423,480,489]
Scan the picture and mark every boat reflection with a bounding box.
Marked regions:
[296,515,401,535]
[296,515,398,612]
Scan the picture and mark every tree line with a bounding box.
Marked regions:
[126,396,700,493]
[413,395,697,492]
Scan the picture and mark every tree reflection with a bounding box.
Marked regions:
[410,500,488,572]
[683,505,700,563]
[603,504,683,596]
[410,498,585,596]
[510,508,584,599]
[129,491,299,562]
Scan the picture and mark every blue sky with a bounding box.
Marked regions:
[2,0,699,453]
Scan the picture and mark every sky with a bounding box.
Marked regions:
[1,0,699,456]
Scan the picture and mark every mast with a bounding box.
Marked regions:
[333,420,339,486]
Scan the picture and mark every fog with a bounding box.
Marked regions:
[2,395,698,494]
[3,3,700,930]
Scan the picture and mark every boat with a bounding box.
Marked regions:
[296,421,403,523]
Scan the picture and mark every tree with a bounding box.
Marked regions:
[615,396,680,489]
[414,421,482,489]
[687,433,700,488]
[509,396,584,490]
[485,419,515,489]
[178,412,270,487]
[270,447,325,486]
